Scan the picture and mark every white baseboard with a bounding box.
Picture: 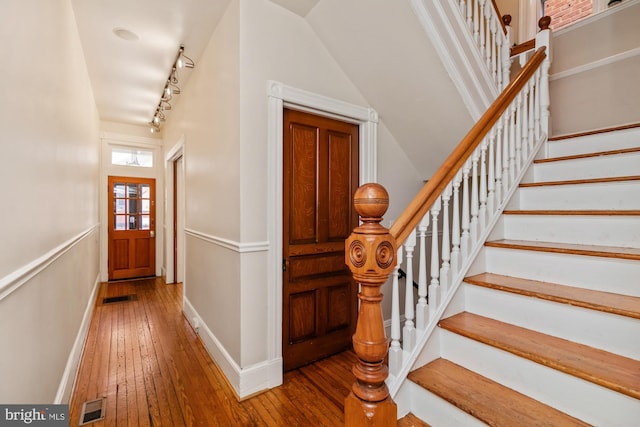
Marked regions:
[55,273,101,404]
[183,297,283,399]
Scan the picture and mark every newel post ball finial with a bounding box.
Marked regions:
[539,15,551,31]
[502,14,512,27]
[345,183,397,426]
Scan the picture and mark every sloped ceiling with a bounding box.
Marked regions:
[305,0,473,176]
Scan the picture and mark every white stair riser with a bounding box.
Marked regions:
[483,246,640,296]
[548,128,640,157]
[402,381,487,427]
[527,153,640,182]
[512,181,640,210]
[441,330,640,427]
[498,214,640,248]
[464,284,640,360]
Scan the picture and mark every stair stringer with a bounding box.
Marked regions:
[388,133,548,403]
[410,0,498,121]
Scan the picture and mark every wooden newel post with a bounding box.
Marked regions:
[345,183,398,426]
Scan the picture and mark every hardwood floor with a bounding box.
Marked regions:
[69,277,357,426]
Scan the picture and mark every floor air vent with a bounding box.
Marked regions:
[79,397,106,425]
[102,294,136,304]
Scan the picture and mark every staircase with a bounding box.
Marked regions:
[404,127,640,426]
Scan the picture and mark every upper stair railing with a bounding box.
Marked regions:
[458,0,513,89]
[344,19,552,427]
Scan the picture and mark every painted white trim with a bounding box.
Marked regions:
[554,0,640,35]
[184,228,269,253]
[183,297,282,398]
[100,131,162,148]
[165,137,185,284]
[266,81,378,388]
[550,47,640,81]
[0,225,99,302]
[55,273,101,404]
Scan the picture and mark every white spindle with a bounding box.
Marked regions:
[402,231,416,352]
[479,0,486,53]
[515,92,523,173]
[528,79,535,151]
[460,0,466,18]
[496,25,504,88]
[389,247,402,376]
[470,150,480,245]
[502,25,512,89]
[534,68,541,140]
[451,171,462,276]
[416,215,429,330]
[509,103,516,184]
[428,197,441,321]
[490,17,498,81]
[440,184,452,294]
[467,0,473,31]
[521,86,529,161]
[461,160,471,260]
[473,0,480,44]
[495,120,503,204]
[479,139,488,231]
[487,130,496,216]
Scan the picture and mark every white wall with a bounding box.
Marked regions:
[162,0,423,397]
[549,0,640,135]
[0,0,100,403]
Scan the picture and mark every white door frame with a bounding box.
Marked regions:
[165,137,185,285]
[266,81,378,385]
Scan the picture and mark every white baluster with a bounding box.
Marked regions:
[440,184,452,295]
[490,17,498,83]
[388,247,403,376]
[487,129,496,217]
[416,214,429,330]
[502,24,512,89]
[479,0,486,53]
[402,230,416,352]
[460,0,466,18]
[451,171,462,276]
[528,79,535,151]
[479,139,488,232]
[502,114,510,197]
[461,160,471,261]
[428,197,441,321]
[473,0,480,44]
[515,92,523,174]
[534,68,541,140]
[495,121,503,203]
[470,150,480,246]
[509,103,516,185]
[467,0,474,31]
[496,24,504,89]
[521,86,529,161]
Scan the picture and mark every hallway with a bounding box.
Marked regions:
[69,278,355,426]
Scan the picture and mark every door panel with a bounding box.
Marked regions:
[283,108,359,371]
[108,176,156,280]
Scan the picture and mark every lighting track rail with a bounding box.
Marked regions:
[149,45,194,133]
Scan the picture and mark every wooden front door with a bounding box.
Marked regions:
[108,176,156,280]
[283,108,359,371]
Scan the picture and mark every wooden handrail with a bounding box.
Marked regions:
[389,46,547,245]
[490,0,508,35]
[511,39,535,56]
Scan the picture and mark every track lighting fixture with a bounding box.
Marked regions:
[149,45,194,133]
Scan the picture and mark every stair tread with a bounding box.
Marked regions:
[465,273,640,319]
[534,146,640,164]
[485,239,640,260]
[438,312,640,399]
[398,412,430,427]
[549,123,640,141]
[520,175,640,187]
[409,358,592,427]
[503,209,640,216]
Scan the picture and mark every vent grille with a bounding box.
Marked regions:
[79,397,106,425]
[102,294,136,304]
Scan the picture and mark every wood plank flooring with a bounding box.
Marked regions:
[69,278,358,426]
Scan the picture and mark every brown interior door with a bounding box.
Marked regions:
[108,176,156,281]
[283,108,359,371]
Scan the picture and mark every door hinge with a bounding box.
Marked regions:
[282,259,287,272]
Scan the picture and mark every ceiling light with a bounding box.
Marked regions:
[149,45,194,134]
[112,27,140,42]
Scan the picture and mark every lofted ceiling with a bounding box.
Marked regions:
[71,0,472,175]
[70,0,230,127]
